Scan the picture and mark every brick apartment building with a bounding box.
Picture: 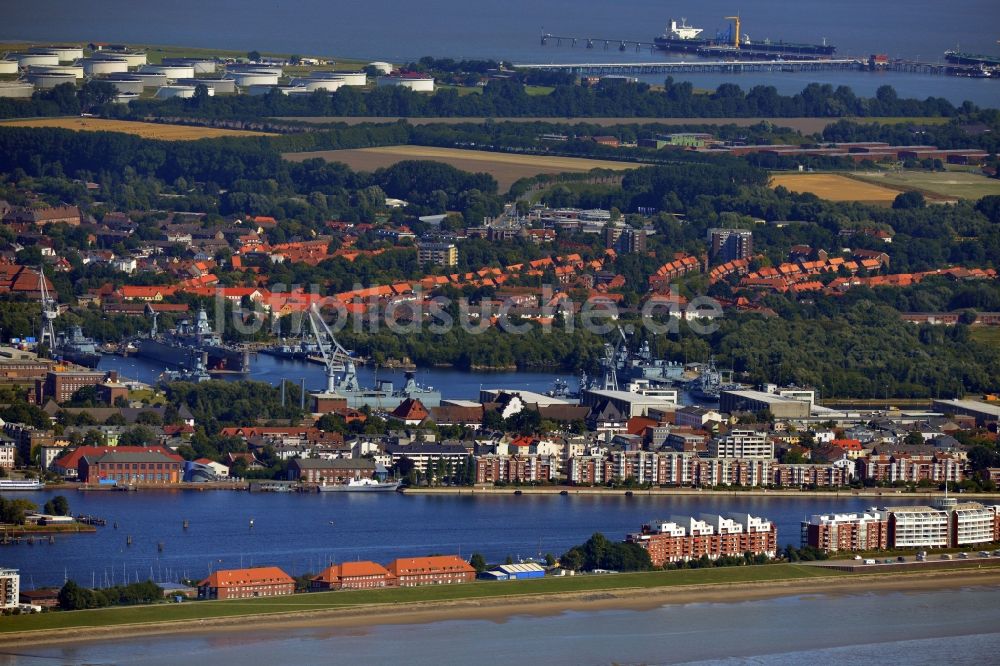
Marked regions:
[311,561,397,590]
[198,566,295,600]
[475,454,556,484]
[800,511,890,552]
[627,513,777,566]
[33,369,112,404]
[386,556,476,587]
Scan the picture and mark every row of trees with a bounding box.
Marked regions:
[106,78,971,121]
[57,579,162,610]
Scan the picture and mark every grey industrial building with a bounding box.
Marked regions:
[719,389,811,419]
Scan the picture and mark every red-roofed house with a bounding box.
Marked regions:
[389,398,430,426]
[198,566,294,599]
[385,556,476,587]
[311,561,397,590]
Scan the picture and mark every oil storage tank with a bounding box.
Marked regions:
[28,71,77,89]
[0,82,35,98]
[30,64,84,79]
[82,57,129,76]
[228,64,283,76]
[126,72,168,88]
[178,78,236,94]
[162,58,217,74]
[114,92,141,104]
[291,77,346,92]
[0,60,19,75]
[140,64,195,79]
[316,70,366,86]
[155,84,213,99]
[377,74,434,92]
[229,71,280,86]
[13,53,60,68]
[29,46,84,62]
[93,51,147,67]
[102,77,144,94]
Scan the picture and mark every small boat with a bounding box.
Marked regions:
[0,479,45,491]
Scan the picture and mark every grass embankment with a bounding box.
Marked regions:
[0,564,842,634]
[1,523,96,535]
[848,169,1000,201]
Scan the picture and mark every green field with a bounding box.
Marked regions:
[971,327,1000,347]
[850,170,1000,201]
[0,565,842,635]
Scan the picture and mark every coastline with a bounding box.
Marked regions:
[3,568,999,648]
[401,486,1000,499]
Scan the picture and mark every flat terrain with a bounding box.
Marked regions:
[0,117,273,140]
[850,169,1000,201]
[769,172,901,203]
[3,565,999,647]
[283,145,640,190]
[275,116,950,132]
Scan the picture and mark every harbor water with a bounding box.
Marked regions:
[6,491,879,588]
[4,585,1000,664]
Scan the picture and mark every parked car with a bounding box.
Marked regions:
[896,556,906,562]
[863,558,876,565]
[958,552,969,559]
[941,554,953,560]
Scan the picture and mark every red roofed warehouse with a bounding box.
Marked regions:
[198,567,295,600]
[311,561,398,590]
[386,555,476,587]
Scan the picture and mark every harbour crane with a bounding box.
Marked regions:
[725,15,741,48]
[305,304,352,393]
[37,267,57,351]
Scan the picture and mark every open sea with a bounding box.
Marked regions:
[2,0,999,105]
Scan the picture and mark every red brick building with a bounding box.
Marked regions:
[801,512,890,552]
[475,454,556,484]
[386,556,476,587]
[311,561,397,590]
[198,566,295,600]
[627,514,778,566]
[78,450,184,484]
[34,369,113,404]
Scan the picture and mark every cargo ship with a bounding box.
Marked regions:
[54,325,101,368]
[134,306,250,374]
[655,17,836,58]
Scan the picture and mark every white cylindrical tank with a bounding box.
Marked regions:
[228,64,282,76]
[180,78,236,94]
[292,77,346,92]
[154,85,210,99]
[0,82,35,98]
[29,65,84,79]
[29,46,84,62]
[14,53,60,67]
[126,72,168,88]
[377,75,434,92]
[230,71,280,86]
[82,58,129,75]
[368,61,393,74]
[114,91,141,104]
[28,71,77,89]
[102,78,145,94]
[323,71,366,86]
[163,58,217,75]
[140,64,195,79]
[93,52,147,67]
[0,60,19,75]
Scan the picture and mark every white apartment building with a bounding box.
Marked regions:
[709,430,773,459]
[0,568,19,609]
[886,506,950,548]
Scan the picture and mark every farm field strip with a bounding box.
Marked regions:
[849,170,1000,201]
[283,145,641,190]
[769,172,901,203]
[0,117,273,140]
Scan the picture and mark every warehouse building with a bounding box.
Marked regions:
[719,389,811,419]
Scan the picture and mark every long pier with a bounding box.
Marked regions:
[515,59,862,75]
[540,33,658,53]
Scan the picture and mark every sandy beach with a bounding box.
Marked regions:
[3,568,999,648]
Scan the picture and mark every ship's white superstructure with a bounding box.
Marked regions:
[667,19,704,40]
